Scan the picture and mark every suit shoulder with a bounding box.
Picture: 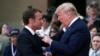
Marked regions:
[19,29,30,36]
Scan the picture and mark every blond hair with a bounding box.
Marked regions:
[55,2,78,15]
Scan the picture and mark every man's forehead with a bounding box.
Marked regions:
[57,10,65,15]
[35,12,42,17]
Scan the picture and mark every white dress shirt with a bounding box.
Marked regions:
[25,26,35,35]
[63,16,79,32]
[89,48,100,56]
[36,26,51,36]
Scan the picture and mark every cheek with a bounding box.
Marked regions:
[10,38,14,42]
[42,21,46,25]
[62,15,68,21]
[92,43,95,46]
[38,21,42,26]
[50,33,56,37]
[36,20,42,27]
[2,28,6,32]
[92,42,99,48]
[98,43,100,46]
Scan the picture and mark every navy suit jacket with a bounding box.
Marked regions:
[51,18,91,56]
[17,28,47,56]
[4,44,17,56]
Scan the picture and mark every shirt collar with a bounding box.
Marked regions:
[68,16,79,27]
[63,16,79,32]
[25,26,35,35]
[63,27,66,32]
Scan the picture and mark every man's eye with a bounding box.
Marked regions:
[54,14,58,19]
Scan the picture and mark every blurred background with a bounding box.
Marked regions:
[0,0,100,29]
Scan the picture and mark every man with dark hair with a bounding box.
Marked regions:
[17,7,47,56]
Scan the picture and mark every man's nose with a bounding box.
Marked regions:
[58,17,60,21]
[41,19,43,24]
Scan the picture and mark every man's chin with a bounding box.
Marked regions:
[37,27,41,30]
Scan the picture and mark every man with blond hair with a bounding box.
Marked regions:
[42,2,91,56]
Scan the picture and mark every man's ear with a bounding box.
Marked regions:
[67,12,71,19]
[29,18,35,23]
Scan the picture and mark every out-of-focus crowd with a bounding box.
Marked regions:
[0,0,100,56]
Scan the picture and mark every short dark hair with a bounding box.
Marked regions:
[93,33,100,38]
[22,6,41,25]
[51,21,61,32]
[42,15,52,23]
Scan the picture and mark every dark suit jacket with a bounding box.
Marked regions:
[4,44,17,56]
[51,18,91,56]
[17,28,47,56]
[52,30,64,41]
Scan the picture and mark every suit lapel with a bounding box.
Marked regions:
[60,18,81,43]
[23,28,42,47]
[60,27,71,42]
[23,28,33,36]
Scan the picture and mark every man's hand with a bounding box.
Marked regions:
[42,35,52,45]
